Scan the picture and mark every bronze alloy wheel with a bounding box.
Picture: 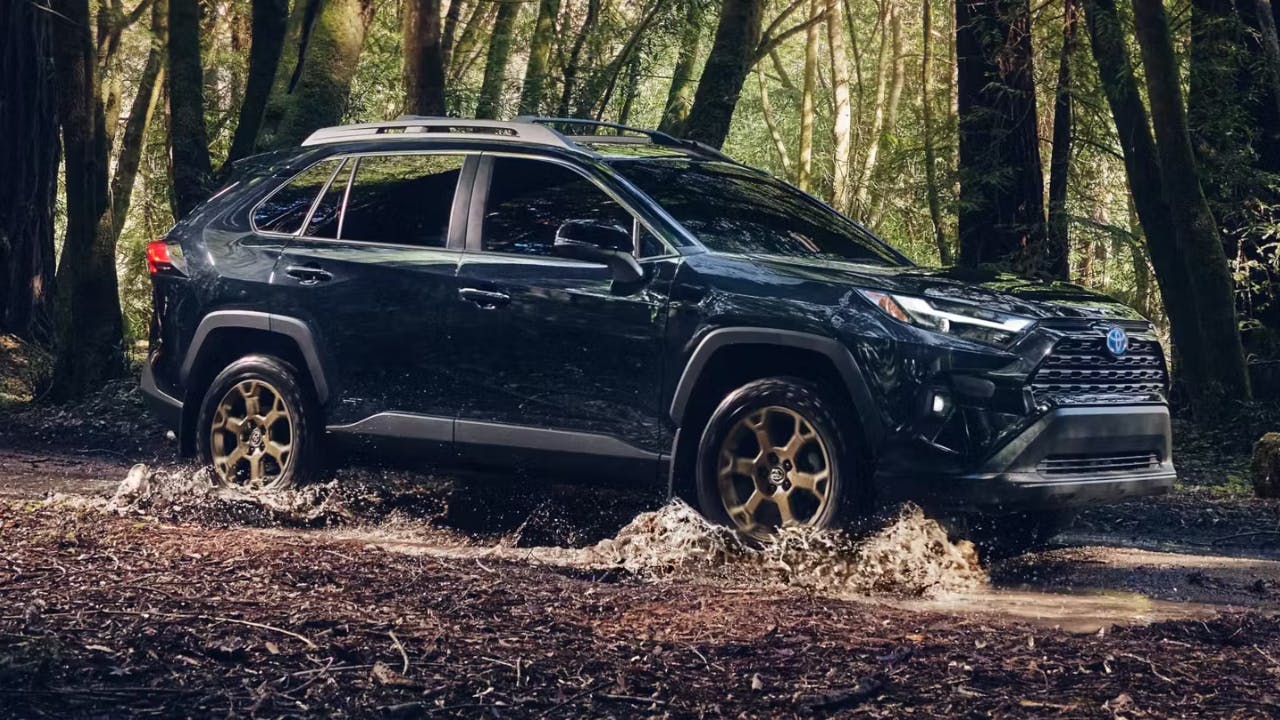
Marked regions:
[209,378,294,490]
[717,405,833,534]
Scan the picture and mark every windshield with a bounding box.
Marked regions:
[608,159,907,265]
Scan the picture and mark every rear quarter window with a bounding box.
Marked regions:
[252,159,343,234]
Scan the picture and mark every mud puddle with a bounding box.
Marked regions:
[40,462,1280,633]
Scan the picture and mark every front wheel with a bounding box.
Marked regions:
[695,377,868,538]
[196,354,321,492]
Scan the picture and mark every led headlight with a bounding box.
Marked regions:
[858,289,1034,346]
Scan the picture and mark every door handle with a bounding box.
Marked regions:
[285,265,333,285]
[458,287,511,309]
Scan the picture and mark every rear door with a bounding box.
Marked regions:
[448,153,676,481]
[268,151,476,449]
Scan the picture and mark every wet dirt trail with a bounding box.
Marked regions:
[3,444,1280,717]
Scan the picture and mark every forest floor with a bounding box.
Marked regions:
[2,380,1280,718]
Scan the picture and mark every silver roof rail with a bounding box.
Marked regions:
[300,117,574,149]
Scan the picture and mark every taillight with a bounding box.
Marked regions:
[146,239,185,275]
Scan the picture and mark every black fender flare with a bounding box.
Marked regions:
[180,310,331,403]
[667,327,884,447]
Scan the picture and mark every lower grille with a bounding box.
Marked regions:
[1030,326,1168,404]
[1038,452,1160,475]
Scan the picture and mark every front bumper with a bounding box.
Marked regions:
[884,405,1175,512]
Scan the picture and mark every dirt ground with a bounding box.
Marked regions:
[2,385,1280,718]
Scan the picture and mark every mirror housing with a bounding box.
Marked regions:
[553,221,643,284]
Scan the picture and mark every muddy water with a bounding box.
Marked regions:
[45,463,1280,633]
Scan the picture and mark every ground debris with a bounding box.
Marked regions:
[3,504,1279,719]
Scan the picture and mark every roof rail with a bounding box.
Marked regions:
[515,117,736,163]
[301,117,573,148]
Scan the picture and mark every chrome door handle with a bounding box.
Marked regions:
[458,287,511,308]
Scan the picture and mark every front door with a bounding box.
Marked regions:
[449,154,675,481]
[270,152,475,449]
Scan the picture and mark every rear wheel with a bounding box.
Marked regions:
[196,355,320,492]
[695,377,867,538]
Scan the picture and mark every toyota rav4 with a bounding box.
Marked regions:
[142,117,1175,550]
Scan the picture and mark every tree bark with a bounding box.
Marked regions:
[1084,0,1206,391]
[403,0,447,115]
[447,0,494,84]
[683,0,764,147]
[475,0,520,119]
[518,0,561,115]
[168,0,213,218]
[225,0,288,167]
[557,0,602,118]
[867,5,907,228]
[111,0,167,241]
[1045,0,1077,281]
[797,0,820,191]
[658,0,703,135]
[0,0,59,340]
[827,0,852,212]
[922,0,952,265]
[50,0,127,400]
[1132,0,1251,402]
[757,69,794,180]
[852,1,893,216]
[954,0,1047,273]
[258,0,377,150]
[441,0,468,69]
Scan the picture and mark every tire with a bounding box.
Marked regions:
[961,510,1077,560]
[695,376,868,538]
[196,354,322,492]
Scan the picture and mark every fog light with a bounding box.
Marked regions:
[930,391,951,416]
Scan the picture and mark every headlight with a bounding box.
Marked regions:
[857,289,1034,346]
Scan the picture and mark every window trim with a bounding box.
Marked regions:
[467,151,680,261]
[250,157,347,238]
[253,150,480,252]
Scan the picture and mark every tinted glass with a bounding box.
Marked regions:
[483,157,637,257]
[609,159,905,265]
[341,154,464,247]
[253,159,340,234]
[304,159,351,239]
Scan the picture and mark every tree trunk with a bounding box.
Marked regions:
[1132,0,1251,402]
[683,0,764,148]
[757,69,794,180]
[474,0,520,119]
[867,6,907,228]
[403,0,447,115]
[658,0,703,135]
[1084,0,1206,390]
[518,0,561,115]
[922,0,952,265]
[954,0,1047,272]
[225,0,288,167]
[827,0,852,212]
[446,0,494,84]
[111,0,167,241]
[258,0,377,150]
[168,0,213,218]
[1045,0,1077,281]
[557,0,602,118]
[616,55,642,125]
[50,0,126,400]
[798,0,820,191]
[852,1,893,216]
[0,0,59,340]
[441,0,468,69]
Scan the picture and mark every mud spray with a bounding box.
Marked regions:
[86,464,987,599]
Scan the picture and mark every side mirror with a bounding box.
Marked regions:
[553,220,643,284]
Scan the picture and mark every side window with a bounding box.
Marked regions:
[304,159,351,239]
[253,159,341,234]
[482,157,637,257]
[340,154,464,247]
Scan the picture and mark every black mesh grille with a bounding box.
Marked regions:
[1030,329,1168,404]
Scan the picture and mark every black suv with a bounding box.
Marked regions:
[142,117,1174,544]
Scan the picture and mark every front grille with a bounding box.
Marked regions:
[1038,452,1160,475]
[1030,326,1168,404]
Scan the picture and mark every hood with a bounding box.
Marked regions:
[743,254,1146,321]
